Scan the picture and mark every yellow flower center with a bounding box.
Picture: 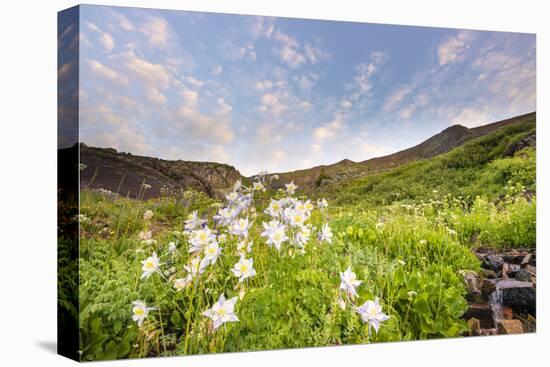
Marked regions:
[240,264,249,273]
[134,307,145,316]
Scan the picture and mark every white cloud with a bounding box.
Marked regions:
[110,11,135,31]
[349,51,389,100]
[173,89,235,145]
[261,92,278,106]
[384,85,412,111]
[340,100,352,109]
[255,80,273,90]
[100,32,115,52]
[449,107,492,128]
[140,16,170,49]
[123,51,171,89]
[438,31,474,66]
[87,60,128,85]
[398,104,416,119]
[145,86,167,105]
[84,21,116,52]
[185,76,205,89]
[313,113,345,142]
[211,65,223,75]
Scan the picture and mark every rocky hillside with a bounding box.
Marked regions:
[270,112,535,192]
[78,144,242,199]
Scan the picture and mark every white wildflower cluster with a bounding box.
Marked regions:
[132,176,333,333]
[261,181,332,252]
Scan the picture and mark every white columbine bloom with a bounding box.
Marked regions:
[184,211,206,232]
[173,278,190,291]
[184,257,207,280]
[232,257,257,282]
[355,298,390,334]
[167,241,177,254]
[131,301,157,326]
[140,252,161,280]
[285,208,307,228]
[265,199,283,218]
[189,226,216,253]
[320,223,333,244]
[265,222,288,250]
[203,241,223,265]
[285,181,298,195]
[214,206,237,226]
[294,225,311,247]
[225,191,239,203]
[202,294,239,331]
[230,217,251,238]
[253,181,264,191]
[339,267,362,298]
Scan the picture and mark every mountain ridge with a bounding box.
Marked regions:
[71,111,535,199]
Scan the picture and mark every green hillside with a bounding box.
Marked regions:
[326,114,536,207]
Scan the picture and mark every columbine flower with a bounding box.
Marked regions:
[173,278,190,291]
[225,191,239,203]
[230,217,251,238]
[340,267,362,298]
[143,210,154,221]
[214,207,237,226]
[142,183,152,190]
[232,257,257,282]
[261,220,288,250]
[294,225,311,247]
[167,241,177,254]
[285,208,307,228]
[252,181,264,191]
[189,226,216,253]
[184,210,206,232]
[203,294,239,331]
[285,181,297,195]
[317,198,328,209]
[203,241,222,265]
[355,298,390,334]
[265,199,283,218]
[319,224,333,244]
[140,252,161,279]
[131,300,157,326]
[184,257,207,280]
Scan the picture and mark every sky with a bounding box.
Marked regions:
[76,5,536,176]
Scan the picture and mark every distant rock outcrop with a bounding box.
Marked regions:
[76,144,242,199]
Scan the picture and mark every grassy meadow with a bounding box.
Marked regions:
[76,123,535,360]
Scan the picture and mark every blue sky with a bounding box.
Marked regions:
[77,5,536,176]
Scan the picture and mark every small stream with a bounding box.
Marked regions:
[462,249,536,336]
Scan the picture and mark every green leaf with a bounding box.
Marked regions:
[112,320,122,334]
[414,297,431,317]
